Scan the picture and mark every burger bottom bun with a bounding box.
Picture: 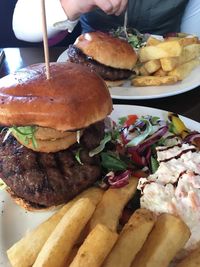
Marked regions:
[105,80,125,87]
[12,130,83,153]
[6,188,62,211]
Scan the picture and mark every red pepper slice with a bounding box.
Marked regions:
[124,114,138,127]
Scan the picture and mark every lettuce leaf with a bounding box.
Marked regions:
[9,126,37,148]
[89,133,111,157]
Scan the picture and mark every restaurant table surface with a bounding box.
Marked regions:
[0,47,200,122]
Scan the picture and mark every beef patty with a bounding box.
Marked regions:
[67,45,133,81]
[0,121,104,208]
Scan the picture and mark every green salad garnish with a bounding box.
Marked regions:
[8,126,37,148]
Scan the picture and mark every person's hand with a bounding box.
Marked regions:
[60,0,128,21]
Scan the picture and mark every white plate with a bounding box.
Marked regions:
[1,105,200,266]
[57,50,200,100]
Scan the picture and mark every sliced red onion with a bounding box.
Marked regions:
[134,120,146,129]
[145,147,152,164]
[137,126,168,153]
[108,170,131,188]
[126,126,168,168]
[128,149,147,166]
[183,131,200,143]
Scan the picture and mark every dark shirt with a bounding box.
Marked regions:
[80,0,189,35]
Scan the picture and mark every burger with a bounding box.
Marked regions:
[67,31,138,86]
[0,62,112,210]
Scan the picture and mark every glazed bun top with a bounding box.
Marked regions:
[74,31,137,70]
[0,62,113,131]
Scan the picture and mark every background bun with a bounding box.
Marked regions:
[105,80,126,87]
[75,31,137,70]
[0,62,112,131]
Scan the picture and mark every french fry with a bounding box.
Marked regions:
[144,59,161,73]
[179,44,200,64]
[139,65,149,76]
[131,213,191,267]
[65,246,80,267]
[160,44,200,72]
[33,198,95,267]
[164,36,198,46]
[146,36,163,46]
[7,187,103,267]
[153,68,168,77]
[103,209,156,267]
[160,57,179,71]
[132,75,178,86]
[179,36,199,46]
[89,177,138,232]
[69,224,118,267]
[168,58,200,80]
[139,41,182,62]
[176,245,200,267]
[164,36,181,41]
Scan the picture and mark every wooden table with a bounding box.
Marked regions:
[0,47,200,122]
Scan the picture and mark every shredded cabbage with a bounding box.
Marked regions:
[126,118,158,147]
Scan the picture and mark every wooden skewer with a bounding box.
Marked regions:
[123,9,128,39]
[41,0,50,79]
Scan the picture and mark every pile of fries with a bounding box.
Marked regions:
[6,176,200,267]
[132,35,200,86]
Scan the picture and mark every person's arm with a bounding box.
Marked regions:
[12,0,78,42]
[13,0,127,43]
[180,0,200,37]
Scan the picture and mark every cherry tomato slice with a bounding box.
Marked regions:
[124,115,138,127]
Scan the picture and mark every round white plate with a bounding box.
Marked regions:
[1,105,200,266]
[57,50,200,100]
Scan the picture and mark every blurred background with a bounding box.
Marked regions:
[0,0,81,48]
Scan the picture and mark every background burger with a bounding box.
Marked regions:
[0,62,112,211]
[67,31,138,86]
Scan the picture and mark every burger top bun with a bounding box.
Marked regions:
[0,62,112,131]
[74,31,137,70]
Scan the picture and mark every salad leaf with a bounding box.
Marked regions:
[150,156,159,173]
[9,126,37,148]
[128,35,141,49]
[112,129,120,141]
[75,148,83,165]
[118,116,127,126]
[126,118,156,147]
[89,133,112,157]
[150,116,160,125]
[101,152,127,171]
[110,27,148,49]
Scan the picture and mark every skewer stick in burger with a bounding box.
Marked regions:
[67,31,138,86]
[0,62,112,210]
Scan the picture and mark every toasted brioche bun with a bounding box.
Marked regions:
[6,188,60,211]
[105,80,126,87]
[75,31,137,70]
[0,62,112,132]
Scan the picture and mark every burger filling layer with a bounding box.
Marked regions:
[67,45,133,81]
[0,121,105,208]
